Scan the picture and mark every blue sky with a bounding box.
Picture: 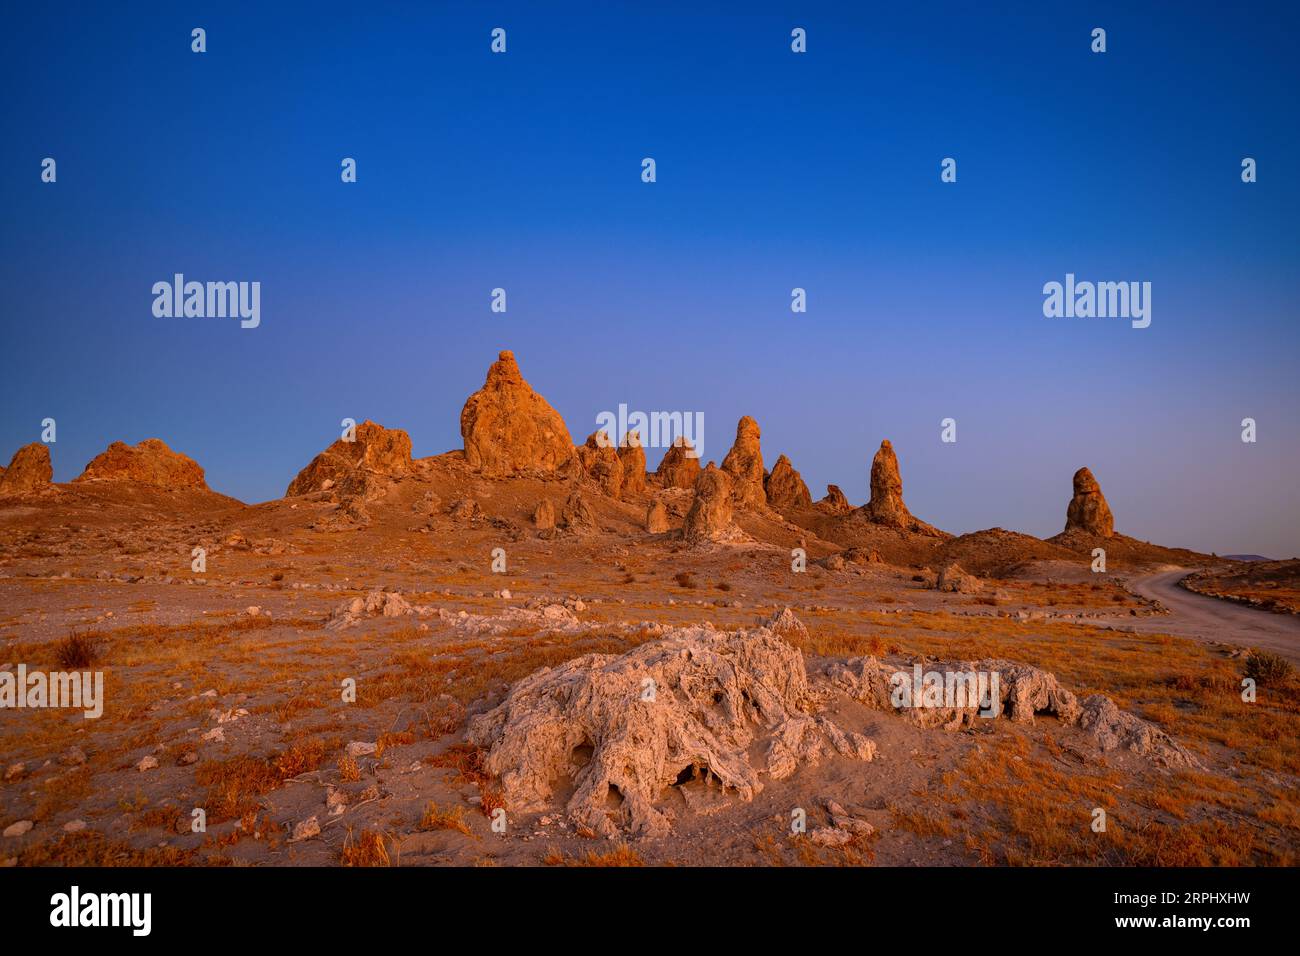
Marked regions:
[2,2,1297,555]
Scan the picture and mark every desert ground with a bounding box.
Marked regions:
[1,350,1296,867]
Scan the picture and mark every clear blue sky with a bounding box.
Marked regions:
[2,2,1297,556]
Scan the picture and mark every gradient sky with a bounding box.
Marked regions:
[2,2,1297,556]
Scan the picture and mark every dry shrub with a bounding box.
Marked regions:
[1245,650,1293,685]
[337,755,361,783]
[54,630,103,668]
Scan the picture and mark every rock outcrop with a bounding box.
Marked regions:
[863,440,942,535]
[559,490,597,533]
[532,499,556,531]
[460,350,575,477]
[655,437,702,490]
[764,454,812,509]
[575,431,624,497]
[286,421,412,497]
[0,444,53,498]
[645,499,669,533]
[466,613,876,839]
[818,484,852,514]
[935,562,982,594]
[617,431,647,497]
[682,464,735,543]
[824,656,1199,766]
[75,439,207,490]
[1063,467,1114,537]
[720,416,767,507]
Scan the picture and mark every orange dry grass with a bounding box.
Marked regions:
[341,828,391,867]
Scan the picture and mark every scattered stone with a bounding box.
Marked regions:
[347,741,377,758]
[291,816,321,841]
[935,563,982,594]
[137,755,159,772]
[3,821,33,838]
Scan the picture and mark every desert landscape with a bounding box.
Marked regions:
[1,349,1296,868]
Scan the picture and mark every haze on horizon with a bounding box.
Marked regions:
[1,3,1297,557]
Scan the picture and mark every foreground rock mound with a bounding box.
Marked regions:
[460,350,575,477]
[765,454,812,509]
[720,416,767,507]
[0,444,53,498]
[1063,466,1115,537]
[286,421,412,497]
[75,439,206,490]
[467,614,876,839]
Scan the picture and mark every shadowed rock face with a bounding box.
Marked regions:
[765,454,812,509]
[0,443,53,497]
[617,431,647,497]
[721,416,767,507]
[76,439,206,490]
[656,437,702,490]
[1064,467,1114,537]
[286,421,412,497]
[683,463,735,543]
[460,350,575,477]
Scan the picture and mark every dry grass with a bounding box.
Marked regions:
[340,827,391,867]
[419,802,473,835]
[543,843,644,866]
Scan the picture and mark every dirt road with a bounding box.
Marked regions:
[1127,568,1300,664]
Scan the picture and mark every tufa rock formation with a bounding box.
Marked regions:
[532,499,556,531]
[818,484,852,514]
[645,499,669,533]
[824,655,1199,767]
[0,444,53,498]
[460,350,575,477]
[76,439,206,490]
[559,490,597,533]
[935,562,982,594]
[575,430,624,497]
[616,431,647,497]
[720,416,767,507]
[764,454,812,509]
[655,436,702,490]
[682,463,735,543]
[466,613,876,839]
[863,440,942,536]
[1063,467,1115,537]
[286,421,411,497]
